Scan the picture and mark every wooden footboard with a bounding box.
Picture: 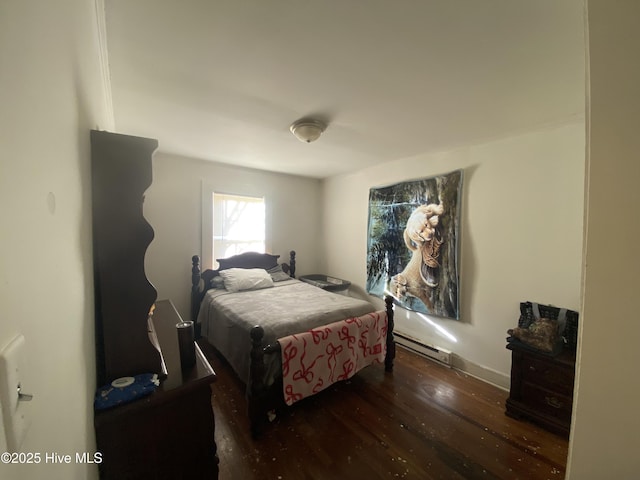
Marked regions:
[247,296,395,437]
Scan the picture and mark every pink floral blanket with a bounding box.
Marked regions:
[277,310,388,406]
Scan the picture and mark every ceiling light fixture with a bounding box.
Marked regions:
[289,118,326,143]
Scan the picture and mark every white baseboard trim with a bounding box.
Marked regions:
[450,355,510,391]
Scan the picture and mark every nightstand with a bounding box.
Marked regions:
[505,342,575,437]
[299,274,351,292]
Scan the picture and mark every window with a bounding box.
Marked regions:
[212,193,265,267]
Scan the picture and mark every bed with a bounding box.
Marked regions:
[190,251,395,435]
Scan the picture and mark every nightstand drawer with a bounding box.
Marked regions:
[506,343,576,436]
[521,382,573,423]
[519,355,574,396]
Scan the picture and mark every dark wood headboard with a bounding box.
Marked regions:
[190,251,296,327]
[218,251,280,271]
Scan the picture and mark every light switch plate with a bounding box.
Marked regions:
[0,398,6,452]
[0,334,32,451]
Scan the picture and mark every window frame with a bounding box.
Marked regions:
[201,181,271,270]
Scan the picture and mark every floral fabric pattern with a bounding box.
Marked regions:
[278,311,387,406]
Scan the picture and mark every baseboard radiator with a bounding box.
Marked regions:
[394,332,452,367]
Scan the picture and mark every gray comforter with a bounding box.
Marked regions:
[198,279,375,385]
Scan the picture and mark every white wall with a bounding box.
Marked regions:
[144,153,322,320]
[0,1,113,479]
[322,122,585,386]
[566,1,640,477]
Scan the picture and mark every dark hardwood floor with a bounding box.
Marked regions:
[199,340,568,480]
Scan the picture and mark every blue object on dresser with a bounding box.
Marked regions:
[94,373,160,411]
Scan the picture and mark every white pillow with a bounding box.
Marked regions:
[218,268,274,293]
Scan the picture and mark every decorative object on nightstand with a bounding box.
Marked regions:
[299,274,351,292]
[505,302,579,437]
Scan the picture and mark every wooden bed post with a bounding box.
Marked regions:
[289,250,296,278]
[191,255,202,331]
[384,296,396,372]
[248,325,267,437]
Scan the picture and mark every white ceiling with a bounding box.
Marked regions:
[104,0,585,179]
